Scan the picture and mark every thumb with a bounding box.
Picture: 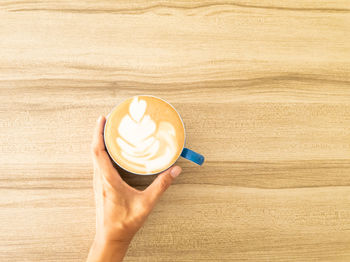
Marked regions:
[144,166,182,204]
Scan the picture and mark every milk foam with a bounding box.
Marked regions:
[116,97,178,173]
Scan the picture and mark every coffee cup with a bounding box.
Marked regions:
[104,95,204,175]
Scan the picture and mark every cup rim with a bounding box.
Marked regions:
[103,95,186,176]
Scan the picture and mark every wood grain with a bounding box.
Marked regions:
[1,1,350,261]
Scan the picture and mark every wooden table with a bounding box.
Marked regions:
[1,1,350,261]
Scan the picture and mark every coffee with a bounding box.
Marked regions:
[104,95,185,175]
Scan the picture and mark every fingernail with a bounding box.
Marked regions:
[97,116,102,122]
[170,166,182,178]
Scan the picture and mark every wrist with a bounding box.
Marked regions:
[87,237,130,262]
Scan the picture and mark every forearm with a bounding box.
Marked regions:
[87,239,130,262]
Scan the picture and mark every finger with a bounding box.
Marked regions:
[91,115,128,190]
[91,116,116,173]
[143,165,182,204]
[91,115,107,155]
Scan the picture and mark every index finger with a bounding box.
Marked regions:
[91,115,115,172]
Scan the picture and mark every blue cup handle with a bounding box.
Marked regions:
[181,148,205,165]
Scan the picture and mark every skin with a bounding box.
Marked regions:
[87,116,182,262]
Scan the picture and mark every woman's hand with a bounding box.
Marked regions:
[87,116,182,262]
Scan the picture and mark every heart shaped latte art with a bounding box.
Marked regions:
[116,97,178,173]
[129,97,146,122]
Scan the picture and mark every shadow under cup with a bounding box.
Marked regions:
[103,95,204,175]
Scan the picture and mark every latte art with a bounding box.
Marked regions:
[104,95,185,174]
[112,97,180,173]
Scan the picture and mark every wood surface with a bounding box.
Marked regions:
[1,0,350,261]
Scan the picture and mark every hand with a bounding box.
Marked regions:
[87,116,182,262]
